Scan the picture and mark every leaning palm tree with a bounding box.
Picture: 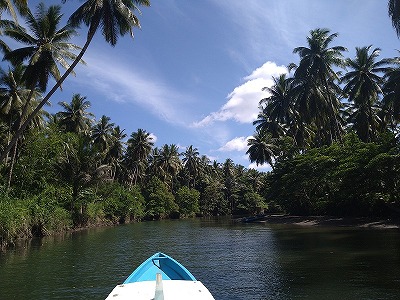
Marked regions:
[56,94,94,134]
[341,46,389,142]
[0,0,151,161]
[389,0,400,38]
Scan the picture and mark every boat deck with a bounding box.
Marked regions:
[105,280,215,300]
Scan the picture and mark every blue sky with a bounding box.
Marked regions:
[26,1,400,169]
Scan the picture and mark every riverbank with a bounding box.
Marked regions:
[253,214,400,229]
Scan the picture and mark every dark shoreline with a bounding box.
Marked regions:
[243,214,400,229]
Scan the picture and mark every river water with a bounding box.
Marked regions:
[0,218,399,300]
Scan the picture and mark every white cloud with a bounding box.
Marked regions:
[149,133,158,143]
[248,162,273,172]
[218,136,250,152]
[193,61,287,127]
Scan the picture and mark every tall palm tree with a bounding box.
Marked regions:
[0,0,150,161]
[181,145,200,188]
[389,0,400,37]
[0,3,82,161]
[56,135,111,218]
[382,54,400,132]
[260,74,294,127]
[56,94,94,134]
[291,28,346,146]
[341,46,389,142]
[125,128,154,185]
[246,129,277,169]
[2,3,81,102]
[106,125,126,180]
[157,144,182,190]
[91,115,115,156]
[0,64,30,189]
[0,64,28,127]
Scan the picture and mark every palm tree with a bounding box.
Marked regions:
[0,0,28,22]
[181,145,200,188]
[389,0,400,37]
[0,0,150,162]
[0,64,28,128]
[2,3,81,103]
[56,94,94,134]
[260,74,294,126]
[246,129,277,169]
[106,125,126,180]
[157,144,182,190]
[382,54,400,132]
[341,46,389,142]
[125,128,154,185]
[91,115,115,156]
[222,158,237,213]
[0,64,30,189]
[291,28,346,146]
[0,3,82,161]
[56,135,111,220]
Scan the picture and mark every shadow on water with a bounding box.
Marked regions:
[0,218,399,299]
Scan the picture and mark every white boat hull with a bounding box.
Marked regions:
[105,280,215,300]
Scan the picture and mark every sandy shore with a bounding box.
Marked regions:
[253,214,400,229]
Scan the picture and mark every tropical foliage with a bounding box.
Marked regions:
[1,2,400,250]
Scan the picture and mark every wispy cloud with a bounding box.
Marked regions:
[72,52,195,126]
[193,61,287,127]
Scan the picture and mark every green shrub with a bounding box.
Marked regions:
[0,197,31,248]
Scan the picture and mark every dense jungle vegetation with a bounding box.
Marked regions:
[1,1,400,248]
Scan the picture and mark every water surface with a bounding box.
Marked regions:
[0,218,399,299]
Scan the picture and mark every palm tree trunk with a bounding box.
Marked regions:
[0,23,99,162]
[6,141,17,190]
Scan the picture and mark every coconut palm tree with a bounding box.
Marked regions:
[382,54,400,132]
[291,28,346,146]
[0,0,150,162]
[2,3,81,102]
[181,145,201,188]
[246,129,278,169]
[341,46,389,142]
[56,94,94,134]
[106,125,126,180]
[0,3,82,161]
[56,135,111,220]
[389,0,400,37]
[125,128,154,185]
[157,144,182,190]
[91,115,115,157]
[0,0,28,22]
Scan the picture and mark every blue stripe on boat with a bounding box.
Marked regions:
[123,252,197,283]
